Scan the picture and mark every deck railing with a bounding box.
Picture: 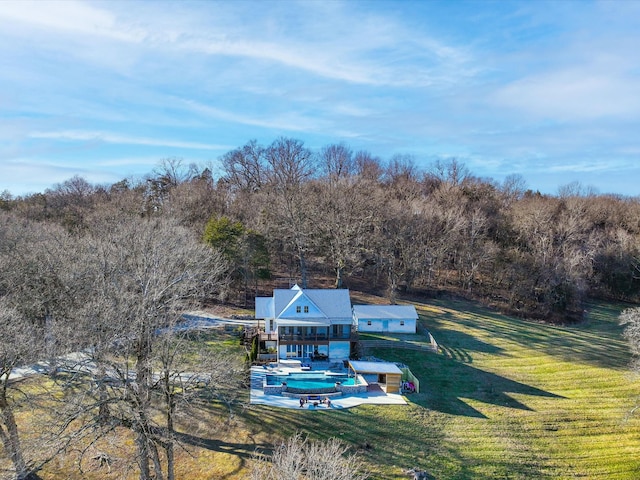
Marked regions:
[279,333,329,342]
[278,333,355,342]
[259,332,278,341]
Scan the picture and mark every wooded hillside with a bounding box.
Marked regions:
[2,138,639,322]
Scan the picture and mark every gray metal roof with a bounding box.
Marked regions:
[270,285,352,319]
[255,297,273,319]
[348,361,403,375]
[352,304,418,320]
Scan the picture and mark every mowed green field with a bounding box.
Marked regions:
[246,299,640,479]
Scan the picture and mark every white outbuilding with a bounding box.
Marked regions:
[353,304,418,333]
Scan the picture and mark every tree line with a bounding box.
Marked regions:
[3,137,640,323]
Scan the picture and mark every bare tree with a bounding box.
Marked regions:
[145,158,198,213]
[263,137,316,287]
[164,167,230,232]
[251,432,368,480]
[313,146,381,288]
[153,157,198,188]
[458,207,493,292]
[265,137,315,189]
[429,158,471,190]
[500,174,527,205]
[0,302,44,480]
[0,190,13,211]
[319,143,355,182]
[0,214,78,479]
[56,212,230,480]
[354,151,383,182]
[152,327,245,480]
[221,140,268,193]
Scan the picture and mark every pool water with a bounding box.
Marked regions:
[266,372,358,389]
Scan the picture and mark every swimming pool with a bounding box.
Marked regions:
[265,371,361,394]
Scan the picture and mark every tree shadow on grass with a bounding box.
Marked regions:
[420,359,565,418]
[434,328,506,362]
[375,347,565,419]
[420,298,632,370]
[239,395,558,479]
[170,429,271,480]
[240,404,445,478]
[173,430,270,459]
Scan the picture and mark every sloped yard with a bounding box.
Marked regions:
[246,298,640,479]
[367,299,640,478]
[8,299,640,479]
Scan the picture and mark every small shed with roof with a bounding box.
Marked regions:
[347,360,403,394]
[353,304,418,333]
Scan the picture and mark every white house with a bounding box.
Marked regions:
[255,285,355,361]
[353,304,418,333]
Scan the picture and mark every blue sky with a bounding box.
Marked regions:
[1,0,639,196]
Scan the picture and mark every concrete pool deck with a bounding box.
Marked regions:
[250,366,407,410]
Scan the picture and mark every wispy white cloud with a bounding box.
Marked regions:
[29,130,226,151]
[0,158,115,195]
[178,99,325,133]
[548,160,636,174]
[182,38,378,86]
[0,0,146,42]
[0,0,473,89]
[487,2,640,123]
[331,104,377,118]
[493,68,640,121]
[93,156,168,169]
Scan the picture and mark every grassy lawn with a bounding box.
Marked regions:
[244,298,640,479]
[7,299,640,479]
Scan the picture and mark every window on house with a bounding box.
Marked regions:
[304,305,309,313]
[367,320,372,326]
[400,320,405,326]
[296,306,301,313]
